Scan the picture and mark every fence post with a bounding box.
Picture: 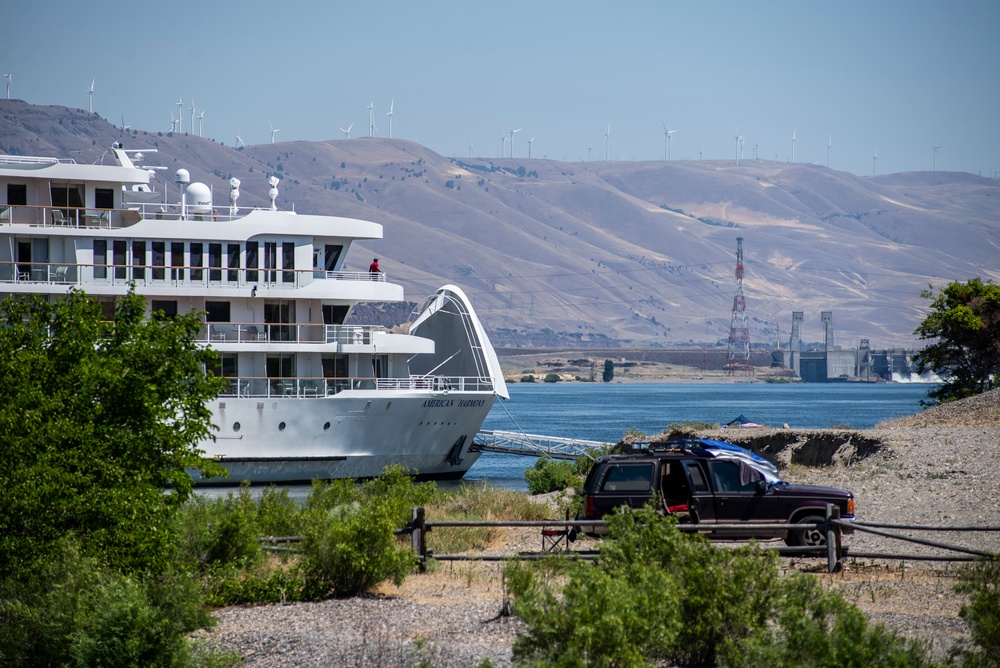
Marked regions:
[825,503,842,574]
[412,507,427,572]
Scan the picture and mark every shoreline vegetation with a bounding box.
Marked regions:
[198,389,1000,667]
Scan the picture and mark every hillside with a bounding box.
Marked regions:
[2,99,998,348]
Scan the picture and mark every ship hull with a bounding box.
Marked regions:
[198,388,495,484]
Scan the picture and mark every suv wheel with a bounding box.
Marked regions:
[788,515,827,548]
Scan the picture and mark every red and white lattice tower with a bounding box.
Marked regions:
[725,237,754,376]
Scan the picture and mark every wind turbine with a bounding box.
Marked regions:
[120,113,130,135]
[176,97,184,133]
[3,68,11,99]
[734,127,744,165]
[527,136,534,159]
[933,141,940,171]
[198,110,205,137]
[827,136,832,168]
[86,78,95,113]
[268,120,280,144]
[386,99,395,138]
[509,127,521,157]
[339,123,353,138]
[605,122,611,162]
[872,149,878,176]
[587,146,592,162]
[662,122,677,160]
[367,102,374,138]
[500,135,508,158]
[790,129,796,163]
[469,141,473,158]
[752,140,759,160]
[189,97,196,137]
[235,128,245,148]
[169,112,177,133]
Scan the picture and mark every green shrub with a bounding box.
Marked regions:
[543,373,560,383]
[952,557,1000,666]
[506,506,933,668]
[524,457,578,494]
[299,466,433,598]
[426,483,551,553]
[520,375,535,383]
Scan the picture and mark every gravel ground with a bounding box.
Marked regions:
[200,389,1000,666]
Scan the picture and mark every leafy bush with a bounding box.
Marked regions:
[524,456,578,494]
[543,373,560,383]
[520,374,535,382]
[0,538,218,668]
[952,557,1000,666]
[506,506,933,668]
[299,466,435,598]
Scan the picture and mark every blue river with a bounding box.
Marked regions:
[465,381,933,491]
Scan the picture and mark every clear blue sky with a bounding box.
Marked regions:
[4,0,999,177]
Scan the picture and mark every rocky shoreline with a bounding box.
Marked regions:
[201,390,1000,667]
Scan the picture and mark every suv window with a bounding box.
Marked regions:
[683,461,710,493]
[600,463,654,493]
[707,460,761,493]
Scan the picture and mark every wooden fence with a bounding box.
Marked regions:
[260,505,999,576]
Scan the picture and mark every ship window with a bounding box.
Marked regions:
[94,188,114,209]
[264,301,295,341]
[152,241,165,280]
[227,244,240,283]
[16,240,30,277]
[373,354,388,379]
[113,240,127,280]
[205,301,231,322]
[324,244,343,271]
[264,242,277,282]
[132,240,146,280]
[246,241,259,282]
[51,182,84,210]
[190,243,203,281]
[94,240,107,279]
[170,242,185,281]
[208,243,222,282]
[151,300,177,317]
[281,242,295,283]
[322,304,349,325]
[7,184,27,206]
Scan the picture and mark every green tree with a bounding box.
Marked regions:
[914,278,1000,404]
[0,290,226,577]
[602,359,615,383]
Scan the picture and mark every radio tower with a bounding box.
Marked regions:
[725,237,754,376]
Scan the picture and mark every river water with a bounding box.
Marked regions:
[465,381,933,491]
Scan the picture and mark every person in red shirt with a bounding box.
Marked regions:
[369,258,380,279]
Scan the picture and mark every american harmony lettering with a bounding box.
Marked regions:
[420,399,487,408]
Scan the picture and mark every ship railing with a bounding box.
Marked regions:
[0,204,122,229]
[216,375,493,398]
[0,260,384,290]
[375,376,496,392]
[0,155,75,165]
[197,322,385,345]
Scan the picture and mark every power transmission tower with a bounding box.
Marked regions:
[725,237,754,376]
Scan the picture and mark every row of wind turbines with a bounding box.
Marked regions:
[24,73,944,175]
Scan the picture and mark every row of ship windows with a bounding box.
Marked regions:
[231,420,460,433]
[92,240,296,282]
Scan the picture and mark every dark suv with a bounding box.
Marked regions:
[578,439,854,547]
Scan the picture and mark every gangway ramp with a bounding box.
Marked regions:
[473,430,612,460]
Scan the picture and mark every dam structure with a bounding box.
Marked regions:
[782,311,920,383]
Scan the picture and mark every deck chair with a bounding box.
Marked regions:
[54,266,69,282]
[51,209,67,225]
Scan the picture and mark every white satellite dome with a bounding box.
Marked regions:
[185,182,212,213]
[174,168,190,185]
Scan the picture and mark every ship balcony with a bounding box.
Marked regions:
[200,323,385,347]
[0,261,387,291]
[0,203,135,229]
[216,374,496,398]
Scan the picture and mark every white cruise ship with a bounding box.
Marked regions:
[0,146,508,483]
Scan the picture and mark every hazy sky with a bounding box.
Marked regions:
[4,1,998,177]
